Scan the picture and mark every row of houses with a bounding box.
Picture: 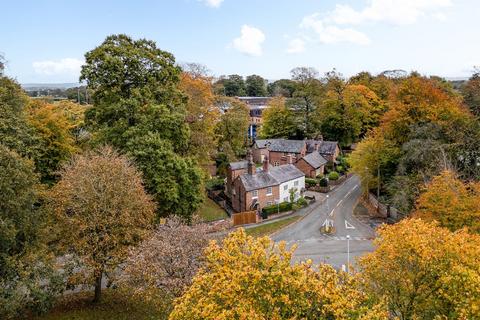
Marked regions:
[225,138,340,213]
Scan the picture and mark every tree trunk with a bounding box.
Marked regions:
[93,271,102,303]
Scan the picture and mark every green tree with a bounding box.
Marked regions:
[290,67,324,138]
[0,145,62,319]
[267,79,297,97]
[259,97,297,138]
[126,133,204,222]
[47,147,156,303]
[245,74,267,96]
[222,74,246,96]
[215,97,250,159]
[0,76,39,158]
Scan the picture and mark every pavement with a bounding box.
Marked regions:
[271,175,375,269]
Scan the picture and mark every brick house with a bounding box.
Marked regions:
[228,155,305,213]
[295,152,328,178]
[253,139,307,166]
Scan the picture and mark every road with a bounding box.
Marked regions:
[272,176,375,269]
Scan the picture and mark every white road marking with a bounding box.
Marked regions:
[345,220,355,229]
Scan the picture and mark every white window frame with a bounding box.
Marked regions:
[266,201,273,206]
[274,161,280,166]
[283,196,289,202]
[266,187,273,195]
[294,180,299,186]
[283,185,288,191]
[252,190,258,199]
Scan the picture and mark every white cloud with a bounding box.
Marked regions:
[33,58,83,76]
[290,0,451,49]
[328,0,453,26]
[200,0,224,8]
[301,14,370,45]
[232,25,265,56]
[287,38,306,54]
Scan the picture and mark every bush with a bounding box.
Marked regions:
[262,202,292,216]
[305,178,317,187]
[205,177,224,191]
[296,197,308,207]
[319,177,329,187]
[328,171,340,181]
[316,173,324,179]
[336,166,345,174]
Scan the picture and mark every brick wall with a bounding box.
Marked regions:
[231,178,280,212]
[252,148,269,164]
[295,158,324,178]
[269,151,301,166]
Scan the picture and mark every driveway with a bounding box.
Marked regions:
[272,175,375,269]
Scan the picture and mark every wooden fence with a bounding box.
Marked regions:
[367,193,406,221]
[232,210,257,226]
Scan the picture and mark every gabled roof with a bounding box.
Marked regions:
[301,152,328,169]
[254,139,305,154]
[305,140,339,155]
[239,164,304,191]
[230,160,248,171]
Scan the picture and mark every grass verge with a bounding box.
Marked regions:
[245,216,300,237]
[197,197,228,222]
[29,289,171,320]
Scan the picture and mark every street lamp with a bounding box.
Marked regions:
[346,235,351,273]
[275,199,280,215]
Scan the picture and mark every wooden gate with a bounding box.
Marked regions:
[232,210,257,226]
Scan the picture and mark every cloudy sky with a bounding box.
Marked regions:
[1,0,479,83]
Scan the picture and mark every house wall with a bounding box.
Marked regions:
[226,167,246,198]
[252,148,269,164]
[295,159,324,178]
[269,151,302,166]
[231,179,280,212]
[278,177,305,203]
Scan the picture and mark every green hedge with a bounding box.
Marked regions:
[205,177,225,191]
[328,171,340,181]
[305,178,317,186]
[336,165,345,173]
[262,202,292,216]
[296,197,308,207]
[319,177,329,187]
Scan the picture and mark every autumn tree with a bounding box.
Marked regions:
[414,170,480,234]
[170,229,387,320]
[179,71,219,166]
[461,68,480,116]
[258,96,297,138]
[215,97,250,159]
[118,217,213,306]
[359,219,480,319]
[245,74,267,96]
[47,146,156,303]
[26,100,79,183]
[0,145,62,319]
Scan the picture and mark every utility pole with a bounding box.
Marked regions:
[377,163,380,199]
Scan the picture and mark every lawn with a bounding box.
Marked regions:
[29,289,171,320]
[197,197,228,222]
[245,216,301,237]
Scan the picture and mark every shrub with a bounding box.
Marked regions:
[262,202,292,216]
[316,173,324,179]
[328,171,340,181]
[305,178,317,187]
[319,177,329,187]
[336,166,345,174]
[205,177,224,191]
[296,197,308,207]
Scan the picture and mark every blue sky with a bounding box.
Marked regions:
[1,0,479,83]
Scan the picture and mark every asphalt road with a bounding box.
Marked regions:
[272,176,375,269]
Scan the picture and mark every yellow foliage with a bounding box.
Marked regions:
[359,219,480,319]
[414,170,480,234]
[170,229,387,320]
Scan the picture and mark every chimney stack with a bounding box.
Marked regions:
[263,156,269,172]
[314,143,320,152]
[287,154,294,164]
[247,150,255,175]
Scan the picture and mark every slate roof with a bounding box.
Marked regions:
[254,139,305,153]
[239,164,304,191]
[230,160,248,170]
[301,152,328,169]
[305,140,338,155]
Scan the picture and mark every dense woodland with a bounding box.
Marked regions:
[1,35,480,319]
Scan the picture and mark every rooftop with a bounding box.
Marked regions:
[301,152,328,169]
[239,164,304,191]
[254,139,305,154]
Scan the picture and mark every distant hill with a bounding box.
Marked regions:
[21,83,80,91]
